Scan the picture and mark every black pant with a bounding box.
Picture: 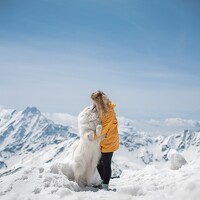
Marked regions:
[97,152,113,185]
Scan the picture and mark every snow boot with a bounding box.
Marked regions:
[101,184,109,191]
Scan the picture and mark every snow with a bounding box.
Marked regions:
[0,107,200,200]
[0,159,200,200]
[167,149,187,170]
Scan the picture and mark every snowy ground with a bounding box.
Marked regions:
[0,150,200,200]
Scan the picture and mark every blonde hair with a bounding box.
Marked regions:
[91,90,111,118]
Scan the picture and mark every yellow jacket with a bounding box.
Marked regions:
[94,102,119,153]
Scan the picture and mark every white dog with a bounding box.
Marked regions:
[52,105,103,186]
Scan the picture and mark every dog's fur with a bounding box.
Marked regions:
[52,105,103,186]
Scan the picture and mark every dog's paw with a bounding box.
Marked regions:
[88,131,94,141]
[96,125,102,135]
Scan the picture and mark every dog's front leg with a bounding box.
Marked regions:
[87,130,95,141]
[96,124,102,136]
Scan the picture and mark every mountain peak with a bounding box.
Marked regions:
[22,106,41,115]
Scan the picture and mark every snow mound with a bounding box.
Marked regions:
[0,164,81,200]
[167,149,187,170]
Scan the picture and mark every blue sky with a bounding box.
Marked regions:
[0,0,200,120]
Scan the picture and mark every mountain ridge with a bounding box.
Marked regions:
[0,107,200,173]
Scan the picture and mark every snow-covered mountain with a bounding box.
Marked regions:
[0,107,78,172]
[118,118,200,165]
[0,107,200,172]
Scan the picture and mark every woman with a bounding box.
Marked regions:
[90,90,119,190]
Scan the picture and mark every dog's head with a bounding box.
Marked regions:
[78,105,100,129]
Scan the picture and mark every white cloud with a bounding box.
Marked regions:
[117,117,200,135]
[44,113,78,128]
[165,118,200,128]
[145,119,161,127]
